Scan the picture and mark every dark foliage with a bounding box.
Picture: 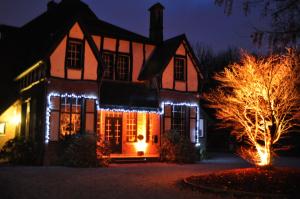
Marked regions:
[0,137,39,165]
[160,130,197,163]
[59,133,111,167]
[186,167,300,197]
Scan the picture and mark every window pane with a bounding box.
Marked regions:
[60,97,82,136]
[102,52,114,79]
[174,57,185,81]
[126,112,137,142]
[116,55,129,81]
[61,97,71,113]
[171,105,186,136]
[66,39,83,68]
[71,98,82,113]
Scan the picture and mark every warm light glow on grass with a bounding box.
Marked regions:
[206,49,300,166]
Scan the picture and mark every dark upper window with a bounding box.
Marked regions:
[116,55,130,81]
[174,56,186,81]
[102,51,130,81]
[66,39,84,69]
[102,52,114,79]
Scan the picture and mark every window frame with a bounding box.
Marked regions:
[65,38,84,69]
[115,53,130,81]
[126,112,137,142]
[60,96,83,137]
[101,50,130,81]
[102,51,115,80]
[171,105,187,136]
[174,55,186,82]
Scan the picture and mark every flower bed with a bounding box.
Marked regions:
[184,167,300,197]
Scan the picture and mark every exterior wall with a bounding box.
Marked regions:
[161,42,199,92]
[92,35,101,51]
[50,22,98,81]
[119,40,130,53]
[162,59,174,89]
[145,44,155,60]
[98,111,160,157]
[84,40,98,80]
[50,36,67,78]
[187,54,198,92]
[132,42,144,82]
[103,37,116,51]
[0,101,21,148]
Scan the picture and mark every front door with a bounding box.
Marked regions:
[105,117,122,153]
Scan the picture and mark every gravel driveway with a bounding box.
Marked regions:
[0,153,298,199]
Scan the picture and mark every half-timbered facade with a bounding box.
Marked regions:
[0,0,206,161]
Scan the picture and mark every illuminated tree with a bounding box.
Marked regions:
[205,49,300,166]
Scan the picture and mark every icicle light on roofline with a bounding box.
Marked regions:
[99,107,159,114]
[45,92,99,143]
[160,101,201,145]
[45,92,201,145]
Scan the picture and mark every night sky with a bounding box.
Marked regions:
[0,0,267,53]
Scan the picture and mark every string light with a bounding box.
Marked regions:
[45,92,203,146]
[160,101,201,145]
[45,92,98,143]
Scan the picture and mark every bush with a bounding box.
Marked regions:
[0,137,38,165]
[59,133,111,167]
[96,138,111,167]
[160,130,197,163]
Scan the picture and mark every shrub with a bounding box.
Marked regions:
[59,133,111,167]
[160,130,197,163]
[0,137,38,165]
[96,138,111,167]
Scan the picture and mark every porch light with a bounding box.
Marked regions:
[10,111,21,125]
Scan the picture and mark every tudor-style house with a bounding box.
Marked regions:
[0,0,206,161]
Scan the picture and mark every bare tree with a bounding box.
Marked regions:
[205,49,300,166]
[215,0,300,49]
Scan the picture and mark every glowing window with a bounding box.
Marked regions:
[60,97,82,136]
[126,112,137,142]
[66,38,84,69]
[174,57,186,81]
[0,123,5,135]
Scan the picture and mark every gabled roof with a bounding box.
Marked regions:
[138,34,203,80]
[138,34,184,80]
[99,81,159,111]
[0,0,152,77]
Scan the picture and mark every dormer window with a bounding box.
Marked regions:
[66,38,84,69]
[174,56,186,81]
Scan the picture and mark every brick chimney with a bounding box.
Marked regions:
[148,3,164,43]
